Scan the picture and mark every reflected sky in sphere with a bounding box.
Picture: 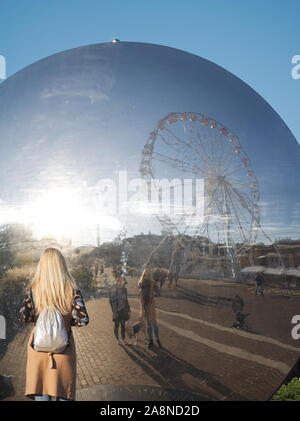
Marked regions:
[0,41,299,245]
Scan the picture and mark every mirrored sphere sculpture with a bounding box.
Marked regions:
[0,41,299,401]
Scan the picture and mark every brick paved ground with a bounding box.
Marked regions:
[0,275,299,401]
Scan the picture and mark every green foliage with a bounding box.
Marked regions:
[0,223,34,274]
[0,270,30,341]
[0,224,34,344]
[271,378,300,401]
[71,266,94,293]
[0,226,14,274]
[14,254,38,268]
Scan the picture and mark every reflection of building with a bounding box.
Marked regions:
[116,233,300,280]
[14,236,73,257]
[127,234,233,278]
[276,240,300,267]
[237,240,300,268]
[180,239,232,279]
[127,233,172,268]
[34,237,73,254]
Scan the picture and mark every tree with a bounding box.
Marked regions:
[0,225,14,275]
[99,241,122,267]
[71,266,94,293]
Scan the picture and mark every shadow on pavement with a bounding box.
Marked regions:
[122,343,249,401]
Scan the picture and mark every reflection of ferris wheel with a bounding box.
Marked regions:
[140,112,261,277]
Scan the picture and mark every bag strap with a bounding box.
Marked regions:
[29,288,37,325]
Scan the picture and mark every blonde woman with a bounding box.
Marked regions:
[138,268,162,349]
[19,247,89,401]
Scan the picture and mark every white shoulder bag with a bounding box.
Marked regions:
[30,289,72,353]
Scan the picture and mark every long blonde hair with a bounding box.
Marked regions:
[138,268,153,307]
[30,247,76,315]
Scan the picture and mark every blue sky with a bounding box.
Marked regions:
[1,0,300,143]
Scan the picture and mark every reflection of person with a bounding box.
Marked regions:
[231,295,249,330]
[109,269,131,345]
[167,269,179,288]
[103,273,109,287]
[138,268,162,349]
[18,247,89,401]
[121,273,128,286]
[152,267,168,296]
[255,271,264,296]
[232,294,244,315]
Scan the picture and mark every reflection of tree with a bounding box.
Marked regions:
[98,241,122,267]
[169,237,185,275]
[145,235,170,268]
[0,224,44,359]
[71,266,94,294]
[0,273,28,343]
[0,224,14,275]
[114,227,132,273]
[0,224,34,349]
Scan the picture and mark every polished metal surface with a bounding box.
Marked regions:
[77,384,212,401]
[0,41,299,401]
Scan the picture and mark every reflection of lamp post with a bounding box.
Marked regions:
[113,226,133,276]
[117,227,130,276]
[96,224,101,257]
[121,250,127,275]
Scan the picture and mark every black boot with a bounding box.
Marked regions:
[157,339,162,348]
[147,340,154,349]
